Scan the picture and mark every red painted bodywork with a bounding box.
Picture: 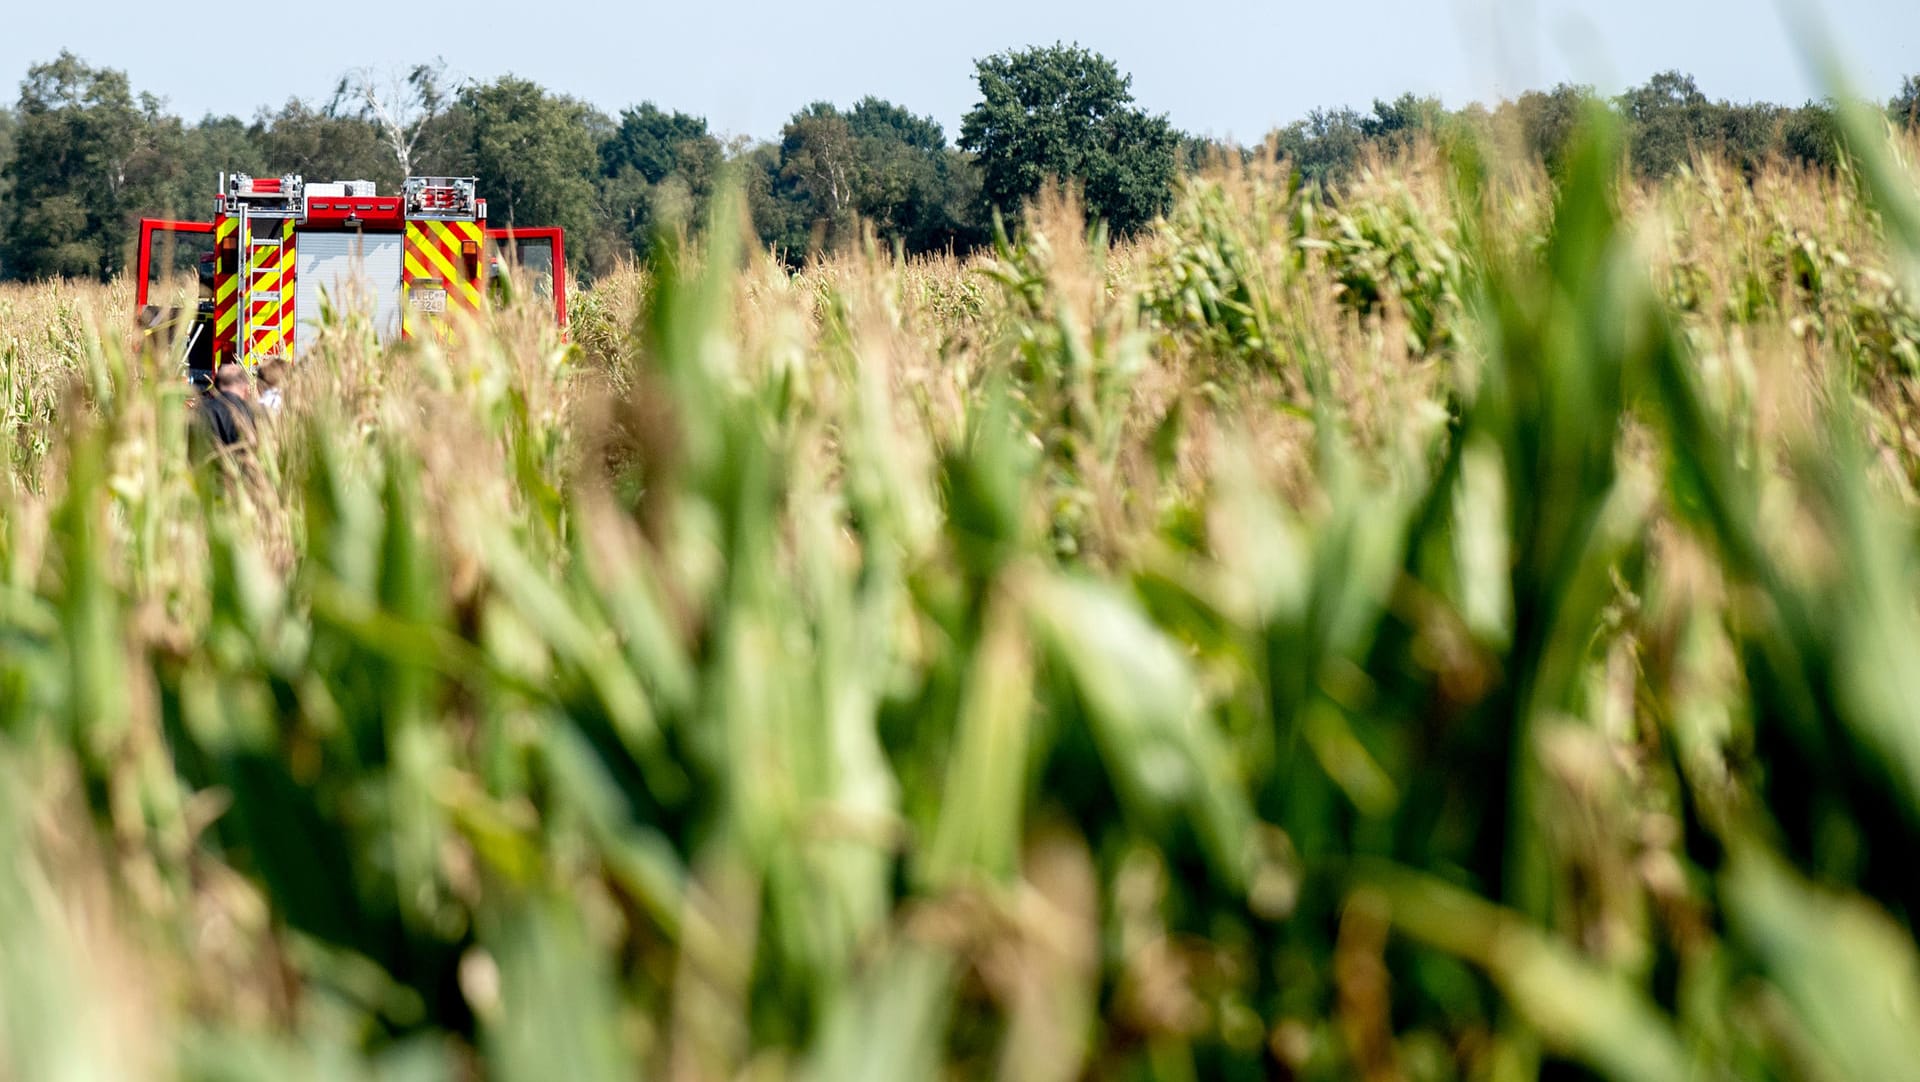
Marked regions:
[300,196,405,228]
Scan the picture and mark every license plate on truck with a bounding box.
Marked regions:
[410,287,447,314]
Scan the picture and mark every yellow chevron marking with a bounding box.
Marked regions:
[427,218,472,253]
[435,219,485,307]
[409,227,483,310]
[415,228,465,283]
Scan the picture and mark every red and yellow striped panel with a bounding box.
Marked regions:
[212,215,239,363]
[403,219,484,343]
[282,228,295,355]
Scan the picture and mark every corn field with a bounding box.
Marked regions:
[2,105,1920,1081]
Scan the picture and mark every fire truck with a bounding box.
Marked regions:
[136,173,567,380]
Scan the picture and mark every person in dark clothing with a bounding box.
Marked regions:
[192,363,260,467]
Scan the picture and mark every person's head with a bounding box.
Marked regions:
[213,363,250,395]
[257,359,288,389]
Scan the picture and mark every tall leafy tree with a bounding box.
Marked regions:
[845,98,980,254]
[254,100,399,191]
[1894,75,1920,130]
[1270,107,1367,187]
[602,103,713,187]
[847,97,945,152]
[759,99,985,262]
[1360,92,1444,145]
[743,140,810,262]
[599,103,722,257]
[0,52,184,279]
[1511,83,1597,177]
[959,44,1178,235]
[779,102,864,254]
[1782,100,1845,170]
[1619,71,1713,179]
[178,115,264,197]
[1712,101,1784,177]
[454,76,604,265]
[0,106,15,276]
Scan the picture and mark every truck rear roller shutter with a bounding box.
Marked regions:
[292,231,406,360]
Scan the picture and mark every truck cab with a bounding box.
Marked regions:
[137,174,566,381]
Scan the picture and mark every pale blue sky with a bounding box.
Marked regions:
[3,1,1914,143]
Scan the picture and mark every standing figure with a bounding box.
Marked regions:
[256,359,289,414]
[192,362,260,468]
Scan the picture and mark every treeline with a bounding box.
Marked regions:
[0,48,1916,281]
[1266,71,1920,187]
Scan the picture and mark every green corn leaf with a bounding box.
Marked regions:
[1363,863,1692,1082]
[483,895,637,1082]
[1722,841,1920,1080]
[1028,573,1252,887]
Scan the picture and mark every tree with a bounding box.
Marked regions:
[959,44,1178,235]
[1267,95,1440,190]
[1711,101,1783,177]
[1180,134,1246,172]
[1894,75,1920,130]
[0,52,181,279]
[847,97,945,152]
[778,102,863,253]
[1270,107,1367,188]
[754,99,986,263]
[602,103,714,187]
[0,106,14,185]
[1782,100,1845,170]
[743,140,809,262]
[179,114,264,193]
[1511,83,1597,177]
[844,98,979,254]
[1360,92,1444,146]
[455,76,603,267]
[254,100,399,191]
[1620,71,1712,179]
[331,60,449,177]
[598,102,722,258]
[0,107,15,276]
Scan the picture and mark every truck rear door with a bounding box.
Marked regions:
[135,218,217,372]
[136,218,216,313]
[485,227,567,328]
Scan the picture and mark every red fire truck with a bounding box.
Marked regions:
[136,173,566,379]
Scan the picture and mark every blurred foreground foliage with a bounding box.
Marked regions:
[2,107,1920,1081]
